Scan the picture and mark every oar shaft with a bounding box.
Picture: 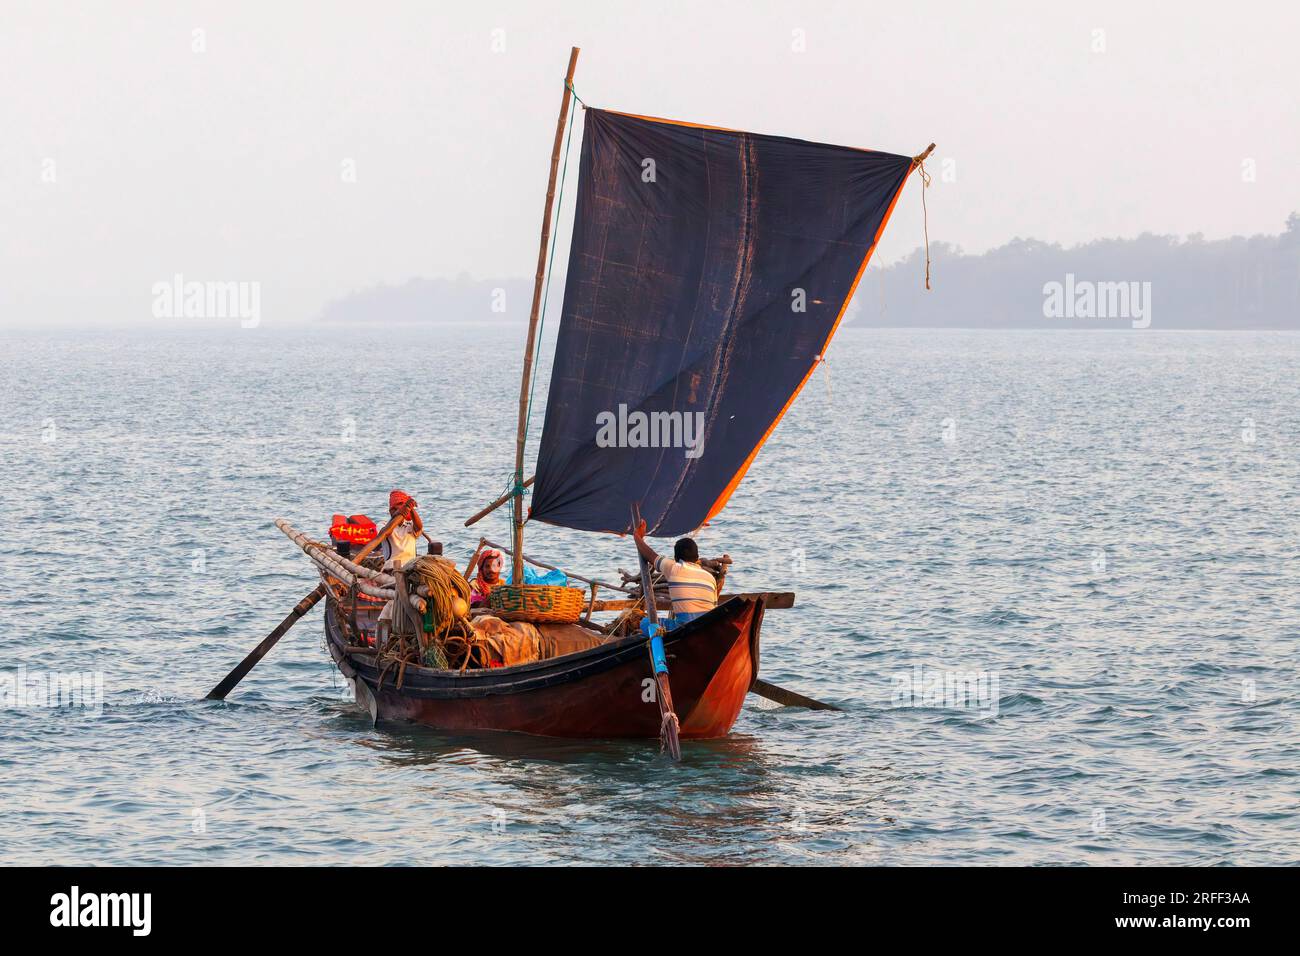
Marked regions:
[750,677,841,711]
[633,504,681,760]
[352,505,413,564]
[206,584,326,700]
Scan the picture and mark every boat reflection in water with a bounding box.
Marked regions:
[325,701,896,864]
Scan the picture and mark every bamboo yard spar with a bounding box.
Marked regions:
[529,108,923,535]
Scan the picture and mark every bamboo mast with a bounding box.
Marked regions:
[511,46,580,586]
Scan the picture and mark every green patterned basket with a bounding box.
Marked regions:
[487,584,586,623]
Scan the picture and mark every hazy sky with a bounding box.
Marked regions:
[2,0,1297,326]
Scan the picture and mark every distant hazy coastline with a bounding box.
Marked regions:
[319,275,533,325]
[864,214,1300,330]
[320,216,1300,330]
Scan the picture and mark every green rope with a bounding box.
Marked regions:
[521,88,579,456]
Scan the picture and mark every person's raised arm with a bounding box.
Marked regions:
[632,519,659,565]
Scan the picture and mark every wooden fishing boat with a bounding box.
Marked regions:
[272,515,799,743]
[215,46,931,756]
[323,596,764,739]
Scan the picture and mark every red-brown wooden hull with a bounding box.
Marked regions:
[325,597,763,739]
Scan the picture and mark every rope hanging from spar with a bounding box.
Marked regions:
[912,143,936,291]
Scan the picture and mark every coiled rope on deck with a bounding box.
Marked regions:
[406,556,473,646]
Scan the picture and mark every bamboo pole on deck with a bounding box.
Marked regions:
[274,519,396,599]
[511,46,580,586]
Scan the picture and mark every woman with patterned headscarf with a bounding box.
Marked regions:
[470,548,504,607]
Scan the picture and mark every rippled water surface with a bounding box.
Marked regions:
[2,324,1297,865]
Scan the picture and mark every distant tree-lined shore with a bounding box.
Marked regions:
[861,214,1300,330]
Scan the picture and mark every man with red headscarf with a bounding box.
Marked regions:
[381,489,423,572]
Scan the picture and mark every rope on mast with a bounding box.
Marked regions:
[522,87,581,454]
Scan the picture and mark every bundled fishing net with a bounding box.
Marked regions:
[373,556,608,675]
[405,556,473,669]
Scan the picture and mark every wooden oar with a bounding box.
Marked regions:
[205,585,326,700]
[205,505,412,700]
[632,505,681,760]
[750,678,841,711]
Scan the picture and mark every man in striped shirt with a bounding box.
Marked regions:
[633,519,718,629]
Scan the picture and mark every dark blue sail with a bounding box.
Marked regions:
[529,108,918,536]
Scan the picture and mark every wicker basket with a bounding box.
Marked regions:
[487,584,586,623]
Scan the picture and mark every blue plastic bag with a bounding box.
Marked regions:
[502,565,568,587]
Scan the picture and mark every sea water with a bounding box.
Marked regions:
[1,324,1296,865]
